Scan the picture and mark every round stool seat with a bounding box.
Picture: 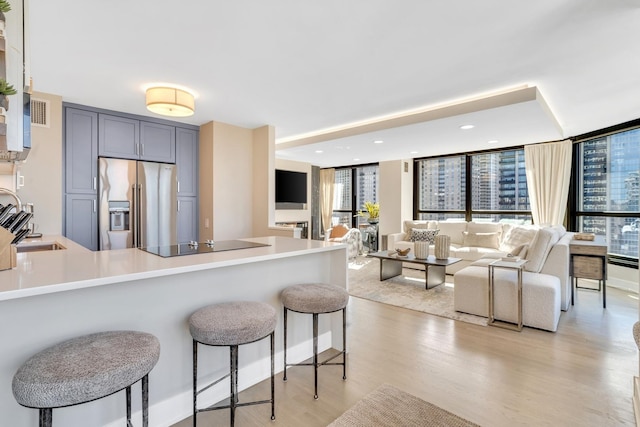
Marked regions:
[281,283,349,314]
[12,331,160,409]
[189,301,276,346]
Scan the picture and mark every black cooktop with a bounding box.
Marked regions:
[140,240,270,258]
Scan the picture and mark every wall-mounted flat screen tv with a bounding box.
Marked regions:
[275,169,307,207]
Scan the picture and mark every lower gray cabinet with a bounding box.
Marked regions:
[177,197,198,243]
[65,194,98,251]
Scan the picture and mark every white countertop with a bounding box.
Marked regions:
[0,235,345,301]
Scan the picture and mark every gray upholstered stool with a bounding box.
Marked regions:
[12,330,160,427]
[281,283,349,399]
[189,301,276,427]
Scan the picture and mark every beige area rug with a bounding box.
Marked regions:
[327,384,480,427]
[348,257,487,326]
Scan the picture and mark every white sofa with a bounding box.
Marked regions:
[388,220,572,332]
[453,227,571,332]
[388,220,514,274]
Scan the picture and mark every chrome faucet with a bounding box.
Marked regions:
[0,187,23,212]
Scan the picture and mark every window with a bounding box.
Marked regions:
[415,149,532,224]
[331,164,379,228]
[416,155,466,218]
[575,128,640,263]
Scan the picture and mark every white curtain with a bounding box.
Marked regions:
[319,168,335,235]
[524,140,573,226]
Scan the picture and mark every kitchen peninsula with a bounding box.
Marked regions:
[0,235,348,427]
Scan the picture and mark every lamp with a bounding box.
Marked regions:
[145,87,195,117]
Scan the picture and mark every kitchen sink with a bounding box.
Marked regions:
[15,242,67,253]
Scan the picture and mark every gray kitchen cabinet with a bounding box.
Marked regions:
[176,127,199,197]
[98,114,140,160]
[177,196,198,243]
[140,121,176,163]
[65,194,98,250]
[65,108,98,194]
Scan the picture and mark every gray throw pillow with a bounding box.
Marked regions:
[410,228,439,243]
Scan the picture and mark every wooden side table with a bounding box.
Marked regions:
[488,259,527,332]
[570,235,608,308]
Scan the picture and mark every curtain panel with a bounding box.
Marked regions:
[319,168,335,234]
[524,140,573,226]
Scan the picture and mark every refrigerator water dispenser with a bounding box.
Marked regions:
[108,201,130,231]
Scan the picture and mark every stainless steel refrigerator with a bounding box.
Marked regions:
[98,158,177,250]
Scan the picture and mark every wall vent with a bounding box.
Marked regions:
[30,98,50,128]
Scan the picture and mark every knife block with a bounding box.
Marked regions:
[0,227,16,271]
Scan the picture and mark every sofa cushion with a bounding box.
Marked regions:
[452,246,504,262]
[499,226,539,253]
[524,227,561,273]
[467,222,503,236]
[410,228,439,243]
[402,220,432,235]
[462,231,500,249]
[436,221,468,245]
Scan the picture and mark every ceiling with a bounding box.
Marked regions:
[29,1,640,167]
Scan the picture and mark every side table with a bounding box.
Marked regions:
[570,235,608,308]
[488,259,527,332]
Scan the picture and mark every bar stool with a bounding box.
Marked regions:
[281,283,349,399]
[189,301,276,426]
[12,330,160,427]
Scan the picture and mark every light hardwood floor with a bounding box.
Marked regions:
[173,281,638,427]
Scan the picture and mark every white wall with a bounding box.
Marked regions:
[274,159,311,225]
[15,92,63,235]
[378,159,413,249]
[199,121,254,241]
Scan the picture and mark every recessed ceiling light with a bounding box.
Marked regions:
[315,150,323,154]
[460,124,475,130]
[353,158,360,161]
[487,140,499,144]
[373,140,384,144]
[410,151,418,154]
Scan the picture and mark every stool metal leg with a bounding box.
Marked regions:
[192,340,198,427]
[313,312,319,400]
[39,408,52,427]
[126,385,132,427]
[230,345,238,427]
[283,307,288,382]
[270,331,275,420]
[142,374,149,427]
[342,307,347,380]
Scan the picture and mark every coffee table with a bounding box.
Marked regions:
[367,251,461,289]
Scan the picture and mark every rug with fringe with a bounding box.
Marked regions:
[348,257,487,326]
[327,384,480,427]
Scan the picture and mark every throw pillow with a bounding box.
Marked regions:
[509,244,528,258]
[410,228,439,243]
[462,231,500,249]
[524,227,560,273]
[329,225,348,239]
[499,226,539,253]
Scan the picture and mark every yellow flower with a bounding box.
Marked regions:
[359,201,379,219]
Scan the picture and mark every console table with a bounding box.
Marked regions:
[570,235,608,308]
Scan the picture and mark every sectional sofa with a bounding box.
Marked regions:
[388,220,572,331]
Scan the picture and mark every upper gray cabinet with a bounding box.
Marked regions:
[65,108,98,194]
[98,115,176,163]
[98,114,139,160]
[176,127,198,196]
[140,121,176,163]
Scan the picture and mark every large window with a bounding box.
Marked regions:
[575,128,640,263]
[331,164,379,227]
[416,149,532,224]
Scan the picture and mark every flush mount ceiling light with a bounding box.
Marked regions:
[373,140,384,144]
[146,87,195,117]
[459,124,475,130]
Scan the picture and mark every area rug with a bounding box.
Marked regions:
[327,383,480,427]
[348,257,487,326]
